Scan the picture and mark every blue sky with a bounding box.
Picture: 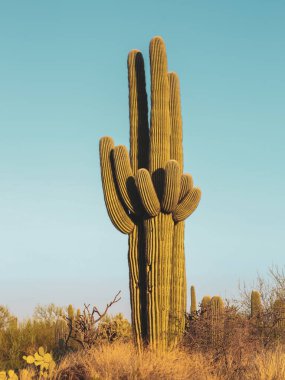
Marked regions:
[0,1,284,319]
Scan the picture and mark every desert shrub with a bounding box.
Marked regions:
[64,292,123,349]
[184,287,285,378]
[96,313,132,343]
[238,266,285,347]
[33,305,65,324]
[184,301,263,377]
[0,305,69,370]
[54,363,92,380]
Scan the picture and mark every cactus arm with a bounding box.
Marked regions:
[161,160,181,213]
[128,50,149,174]
[149,37,171,199]
[99,137,135,234]
[167,69,187,348]
[127,50,150,350]
[136,169,161,217]
[113,145,137,214]
[173,187,201,222]
[168,72,183,170]
[179,174,194,202]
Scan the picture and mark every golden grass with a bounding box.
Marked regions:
[53,342,285,380]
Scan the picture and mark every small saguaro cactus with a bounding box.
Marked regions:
[67,305,75,320]
[251,290,262,318]
[210,296,224,346]
[273,299,285,331]
[190,285,197,315]
[201,295,211,317]
[100,37,201,350]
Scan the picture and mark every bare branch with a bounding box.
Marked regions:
[64,291,121,349]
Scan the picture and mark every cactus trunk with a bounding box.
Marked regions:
[169,222,186,347]
[128,227,142,348]
[145,213,174,349]
[210,296,224,346]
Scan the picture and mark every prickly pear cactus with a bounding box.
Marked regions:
[23,346,56,379]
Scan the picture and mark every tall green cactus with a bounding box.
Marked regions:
[99,37,201,350]
[210,296,224,346]
[251,290,262,318]
[190,285,197,315]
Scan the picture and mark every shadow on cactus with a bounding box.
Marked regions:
[99,36,201,350]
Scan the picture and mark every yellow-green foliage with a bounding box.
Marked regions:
[23,347,56,379]
[190,286,197,315]
[0,370,18,380]
[251,290,262,318]
[99,37,201,350]
[0,304,69,370]
[18,370,32,380]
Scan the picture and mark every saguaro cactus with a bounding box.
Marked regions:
[251,290,262,318]
[190,285,197,315]
[99,37,201,350]
[210,296,224,346]
[201,295,211,316]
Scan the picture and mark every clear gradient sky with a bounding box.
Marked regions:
[0,1,284,319]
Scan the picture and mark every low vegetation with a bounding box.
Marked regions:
[0,267,284,379]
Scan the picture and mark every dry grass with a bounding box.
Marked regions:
[53,342,285,380]
[54,343,213,379]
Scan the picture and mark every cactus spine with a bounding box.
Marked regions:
[99,37,201,350]
[190,285,197,315]
[251,290,262,318]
